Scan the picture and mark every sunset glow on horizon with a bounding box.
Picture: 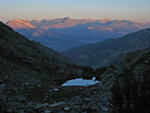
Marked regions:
[0,0,150,23]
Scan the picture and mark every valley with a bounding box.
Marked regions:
[1,0,150,112]
[0,20,150,113]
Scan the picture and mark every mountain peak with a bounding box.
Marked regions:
[6,19,35,29]
[97,18,111,23]
[104,18,111,21]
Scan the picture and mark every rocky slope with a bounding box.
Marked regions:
[69,46,150,113]
[63,28,150,68]
[50,44,150,113]
[0,21,84,80]
[56,47,150,113]
[0,21,94,113]
[7,18,150,51]
[111,47,150,113]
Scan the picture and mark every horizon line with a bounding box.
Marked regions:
[2,17,149,24]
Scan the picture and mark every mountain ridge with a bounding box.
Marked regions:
[0,21,87,83]
[63,28,150,68]
[6,18,150,51]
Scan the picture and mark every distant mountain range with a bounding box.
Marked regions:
[6,17,150,51]
[63,28,150,68]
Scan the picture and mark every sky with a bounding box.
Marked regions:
[0,0,150,23]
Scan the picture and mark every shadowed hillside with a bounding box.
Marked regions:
[0,21,93,112]
[63,28,150,68]
[111,47,150,113]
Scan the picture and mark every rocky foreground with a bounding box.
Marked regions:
[0,21,112,113]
